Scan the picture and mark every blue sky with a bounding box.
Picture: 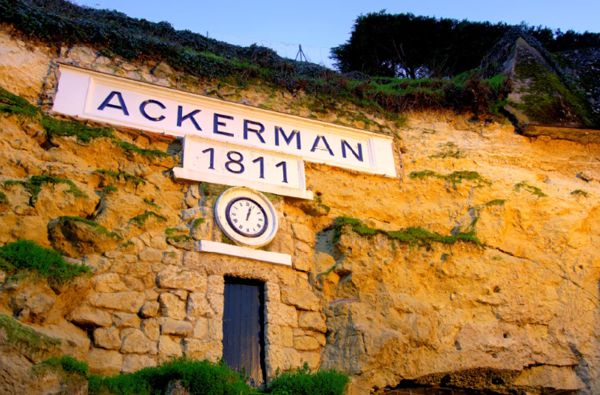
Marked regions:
[72,0,600,68]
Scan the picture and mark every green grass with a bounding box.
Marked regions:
[113,140,170,159]
[267,364,348,395]
[332,216,481,248]
[0,240,91,286]
[129,210,166,227]
[3,175,86,205]
[514,181,547,197]
[409,170,490,187]
[0,314,60,356]
[55,216,122,239]
[95,169,146,186]
[88,358,254,395]
[37,355,89,377]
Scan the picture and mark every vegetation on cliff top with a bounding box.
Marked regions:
[0,0,507,119]
[0,240,91,285]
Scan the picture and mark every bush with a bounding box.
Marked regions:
[266,365,348,395]
[88,358,255,395]
[0,240,91,285]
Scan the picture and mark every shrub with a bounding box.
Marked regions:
[0,240,91,285]
[39,355,89,377]
[266,365,348,395]
[88,358,254,395]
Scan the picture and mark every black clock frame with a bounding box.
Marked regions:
[225,197,269,238]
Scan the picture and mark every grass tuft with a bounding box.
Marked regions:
[267,364,348,395]
[332,216,481,248]
[114,140,170,159]
[3,175,86,205]
[129,210,166,227]
[41,117,113,143]
[409,170,490,187]
[0,240,91,286]
[56,216,122,239]
[95,169,146,186]
[514,181,547,197]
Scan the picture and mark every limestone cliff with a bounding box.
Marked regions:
[0,13,599,395]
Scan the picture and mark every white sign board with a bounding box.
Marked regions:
[173,137,311,199]
[52,65,397,178]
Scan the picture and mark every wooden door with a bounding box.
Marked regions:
[222,277,266,386]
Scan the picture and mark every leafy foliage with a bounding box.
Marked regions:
[332,12,600,78]
[266,364,348,395]
[3,175,86,205]
[88,358,254,395]
[0,240,91,285]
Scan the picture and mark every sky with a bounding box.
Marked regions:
[72,0,600,69]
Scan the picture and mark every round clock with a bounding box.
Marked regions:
[214,187,278,247]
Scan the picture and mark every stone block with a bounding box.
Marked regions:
[159,292,186,320]
[122,354,157,373]
[87,349,122,375]
[158,336,182,360]
[207,275,224,294]
[192,317,208,339]
[281,287,320,311]
[142,318,160,342]
[139,248,163,262]
[298,311,327,333]
[157,270,206,292]
[140,301,160,318]
[69,305,112,327]
[89,292,145,313]
[113,312,141,328]
[269,302,298,327]
[187,292,212,319]
[182,338,213,359]
[161,318,193,336]
[93,327,120,350]
[120,328,157,355]
[93,273,127,292]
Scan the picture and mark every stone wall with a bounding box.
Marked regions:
[1,27,600,394]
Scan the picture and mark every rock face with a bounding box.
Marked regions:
[481,28,600,139]
[0,26,599,395]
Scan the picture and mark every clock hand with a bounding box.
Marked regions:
[246,206,253,221]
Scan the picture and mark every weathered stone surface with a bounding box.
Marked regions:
[48,216,119,258]
[93,327,121,350]
[161,318,193,336]
[269,302,298,327]
[157,270,206,291]
[120,328,157,355]
[122,354,157,373]
[158,335,182,359]
[68,305,112,327]
[192,317,208,339]
[89,292,145,313]
[87,348,123,375]
[113,312,141,328]
[142,318,161,342]
[159,292,186,320]
[93,273,127,293]
[140,301,160,318]
[139,248,163,262]
[513,365,584,390]
[281,286,320,311]
[186,292,211,318]
[298,311,327,333]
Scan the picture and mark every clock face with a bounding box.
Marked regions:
[214,187,279,248]
[225,197,268,237]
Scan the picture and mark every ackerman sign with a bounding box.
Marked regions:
[52,65,397,198]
